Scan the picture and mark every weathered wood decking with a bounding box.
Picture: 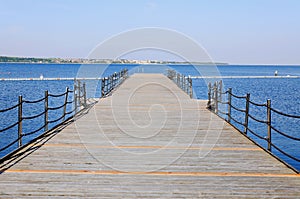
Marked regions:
[0,74,299,198]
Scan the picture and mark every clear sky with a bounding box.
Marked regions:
[1,0,300,64]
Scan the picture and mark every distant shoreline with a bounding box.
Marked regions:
[0,61,229,65]
[0,56,228,65]
[1,62,300,66]
[1,56,299,66]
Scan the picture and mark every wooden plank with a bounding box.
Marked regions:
[0,74,299,198]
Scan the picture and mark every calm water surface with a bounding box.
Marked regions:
[0,63,299,171]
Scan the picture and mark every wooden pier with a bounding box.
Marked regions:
[0,74,299,198]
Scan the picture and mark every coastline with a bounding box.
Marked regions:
[1,63,300,67]
[0,62,229,65]
[0,61,299,67]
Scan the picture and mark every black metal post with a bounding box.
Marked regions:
[101,78,105,97]
[77,80,81,107]
[244,93,250,134]
[74,84,78,115]
[267,99,272,151]
[83,83,87,108]
[44,90,48,131]
[214,82,218,114]
[227,88,232,123]
[189,77,193,98]
[18,95,23,148]
[63,87,69,121]
[207,82,212,109]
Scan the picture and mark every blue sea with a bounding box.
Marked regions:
[0,63,299,171]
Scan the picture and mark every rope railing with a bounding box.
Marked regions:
[207,80,300,168]
[166,69,193,98]
[0,137,21,152]
[0,81,87,160]
[230,116,246,127]
[217,109,228,116]
[0,121,19,133]
[248,113,268,124]
[270,107,300,119]
[22,111,46,120]
[0,103,20,113]
[22,123,48,137]
[246,127,268,140]
[65,107,77,115]
[217,100,229,105]
[270,126,300,141]
[230,92,247,99]
[48,91,69,98]
[0,70,128,161]
[270,143,300,162]
[249,100,267,107]
[230,104,246,113]
[66,100,74,104]
[48,113,66,124]
[48,103,66,111]
[101,68,128,97]
[23,97,46,104]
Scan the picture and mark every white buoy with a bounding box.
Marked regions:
[40,74,44,80]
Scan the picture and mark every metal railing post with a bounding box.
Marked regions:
[183,76,185,92]
[107,75,110,92]
[214,82,218,114]
[44,90,48,131]
[112,73,114,88]
[186,77,188,94]
[106,77,108,94]
[114,72,117,88]
[108,76,111,93]
[267,99,272,151]
[107,76,110,93]
[74,83,78,114]
[111,75,114,91]
[172,73,175,83]
[63,87,69,121]
[189,77,193,98]
[116,72,118,86]
[244,93,250,134]
[77,80,81,107]
[185,77,188,93]
[18,95,23,148]
[101,78,105,97]
[219,80,223,100]
[182,75,185,92]
[167,69,171,79]
[116,72,120,85]
[83,83,87,108]
[227,88,232,123]
[207,82,212,109]
[104,78,107,96]
[181,75,184,90]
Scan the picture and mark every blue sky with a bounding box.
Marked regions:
[1,0,300,64]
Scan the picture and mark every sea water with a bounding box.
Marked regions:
[0,63,299,171]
